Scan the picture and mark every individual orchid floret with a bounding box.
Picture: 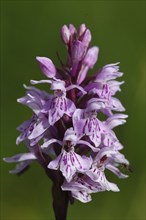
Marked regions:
[16,115,49,146]
[86,147,129,183]
[42,128,93,182]
[84,82,125,115]
[62,173,119,203]
[30,78,87,126]
[16,85,50,143]
[96,63,123,81]
[17,84,50,116]
[73,99,105,148]
[41,80,76,126]
[101,114,128,149]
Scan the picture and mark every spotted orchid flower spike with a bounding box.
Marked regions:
[4,24,130,220]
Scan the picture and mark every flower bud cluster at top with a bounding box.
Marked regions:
[4,24,129,203]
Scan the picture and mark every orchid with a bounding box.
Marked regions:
[4,24,130,220]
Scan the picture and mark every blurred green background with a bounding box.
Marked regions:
[0,1,145,220]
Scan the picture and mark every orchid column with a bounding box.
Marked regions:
[4,24,129,220]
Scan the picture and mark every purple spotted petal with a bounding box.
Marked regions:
[48,149,92,182]
[48,96,73,126]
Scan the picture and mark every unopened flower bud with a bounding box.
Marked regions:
[61,25,71,44]
[78,24,86,37]
[69,24,76,36]
[71,41,85,63]
[82,29,92,48]
[36,56,56,78]
[83,46,99,68]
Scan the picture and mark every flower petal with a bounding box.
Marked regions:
[96,63,123,81]
[106,164,128,178]
[78,140,100,152]
[66,84,87,95]
[72,190,92,203]
[28,118,49,140]
[83,46,99,68]
[9,161,31,174]
[41,138,62,149]
[30,79,52,85]
[71,41,86,64]
[110,97,125,112]
[73,154,92,173]
[60,151,76,182]
[36,56,56,78]
[65,98,76,116]
[48,153,62,170]
[105,113,128,129]
[3,153,36,163]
